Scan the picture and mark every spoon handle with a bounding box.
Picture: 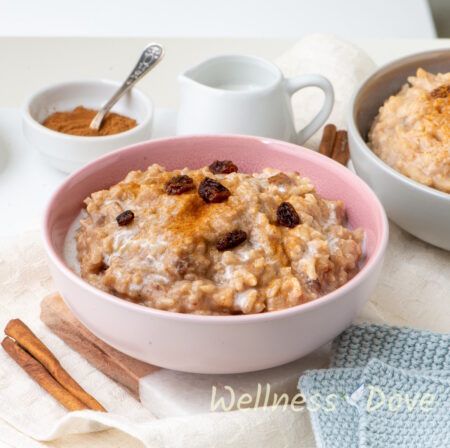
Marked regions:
[90,43,164,130]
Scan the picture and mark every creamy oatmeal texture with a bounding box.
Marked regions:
[369,68,450,193]
[75,163,363,315]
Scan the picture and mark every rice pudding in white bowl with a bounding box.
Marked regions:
[348,49,450,250]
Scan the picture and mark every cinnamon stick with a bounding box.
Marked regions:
[41,293,157,399]
[331,130,350,166]
[1,337,89,412]
[319,124,337,157]
[4,319,105,412]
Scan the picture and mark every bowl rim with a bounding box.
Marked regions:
[347,48,450,201]
[23,78,154,142]
[43,134,389,324]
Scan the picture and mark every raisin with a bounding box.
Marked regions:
[165,175,195,195]
[98,261,109,273]
[216,230,247,251]
[92,260,109,274]
[198,177,231,203]
[209,160,238,174]
[430,84,450,99]
[116,210,134,226]
[276,202,300,228]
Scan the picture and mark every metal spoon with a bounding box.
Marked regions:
[89,43,164,131]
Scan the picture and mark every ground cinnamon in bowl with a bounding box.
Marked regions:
[43,106,137,137]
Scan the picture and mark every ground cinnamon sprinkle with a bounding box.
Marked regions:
[43,106,137,136]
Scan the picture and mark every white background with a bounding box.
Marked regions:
[0,0,436,38]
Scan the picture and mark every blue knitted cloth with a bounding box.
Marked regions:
[360,360,450,448]
[299,368,362,447]
[298,324,450,448]
[331,324,450,373]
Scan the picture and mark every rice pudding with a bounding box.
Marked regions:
[74,162,363,315]
[369,68,450,193]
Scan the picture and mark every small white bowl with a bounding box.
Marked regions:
[23,79,153,173]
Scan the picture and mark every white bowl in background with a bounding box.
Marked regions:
[348,49,450,250]
[23,79,153,173]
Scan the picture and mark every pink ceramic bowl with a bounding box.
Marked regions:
[43,135,388,374]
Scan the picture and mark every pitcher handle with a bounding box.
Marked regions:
[284,74,334,145]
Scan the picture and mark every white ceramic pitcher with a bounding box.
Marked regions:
[177,55,334,144]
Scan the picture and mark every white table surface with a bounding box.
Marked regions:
[0,37,449,239]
